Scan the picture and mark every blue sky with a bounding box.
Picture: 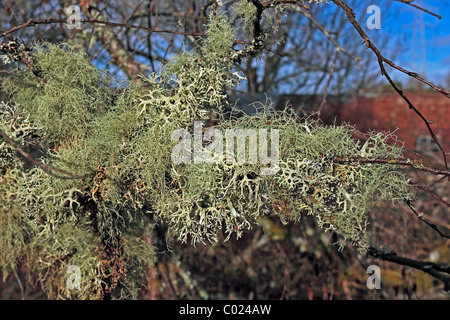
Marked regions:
[372,0,450,87]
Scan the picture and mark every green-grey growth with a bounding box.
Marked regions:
[0,5,413,299]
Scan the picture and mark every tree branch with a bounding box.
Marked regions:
[318,48,339,114]
[0,17,206,40]
[331,0,448,97]
[409,180,450,209]
[368,246,450,291]
[0,39,45,82]
[405,199,450,240]
[394,0,442,19]
[294,5,362,63]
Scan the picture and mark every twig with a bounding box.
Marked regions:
[294,5,362,63]
[318,48,339,114]
[13,270,25,300]
[420,213,450,232]
[332,0,449,98]
[0,39,44,82]
[158,262,180,299]
[395,0,442,19]
[405,199,450,240]
[429,175,448,188]
[0,18,207,40]
[409,180,450,208]
[368,246,450,291]
[123,1,145,24]
[334,156,450,176]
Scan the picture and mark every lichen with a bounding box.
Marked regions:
[0,2,412,299]
[158,106,412,252]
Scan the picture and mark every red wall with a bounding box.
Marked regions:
[335,92,450,154]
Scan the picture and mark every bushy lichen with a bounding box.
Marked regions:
[0,51,156,299]
[1,43,112,148]
[158,106,412,252]
[0,168,30,280]
[1,3,413,299]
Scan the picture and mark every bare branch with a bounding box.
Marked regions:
[405,199,450,240]
[294,5,362,63]
[368,246,450,291]
[330,0,450,98]
[395,0,442,19]
[409,180,450,209]
[318,48,339,114]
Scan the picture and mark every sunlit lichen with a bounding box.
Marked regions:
[0,2,412,299]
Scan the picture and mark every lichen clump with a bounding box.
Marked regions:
[0,4,412,299]
[160,107,412,251]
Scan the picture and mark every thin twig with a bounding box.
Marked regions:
[395,0,442,19]
[0,39,45,82]
[0,18,207,39]
[405,199,450,240]
[429,175,448,188]
[318,48,339,114]
[13,270,25,300]
[294,5,362,63]
[329,1,449,99]
[334,156,450,176]
[409,180,450,208]
[123,1,145,24]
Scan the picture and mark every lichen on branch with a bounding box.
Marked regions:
[0,3,414,299]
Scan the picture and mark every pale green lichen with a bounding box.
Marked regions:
[0,2,412,299]
[1,43,112,147]
[159,106,412,252]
